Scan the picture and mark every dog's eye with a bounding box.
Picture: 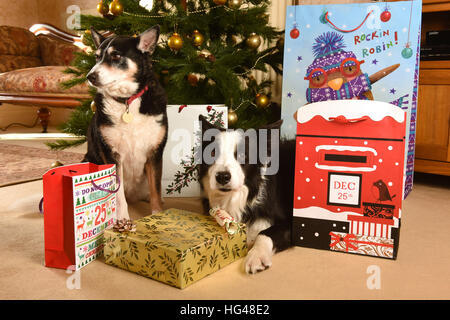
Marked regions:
[111,53,121,61]
[95,54,101,61]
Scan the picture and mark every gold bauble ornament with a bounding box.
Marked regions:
[192,30,204,47]
[168,32,183,50]
[97,1,109,16]
[255,93,270,108]
[90,101,97,113]
[228,0,242,9]
[213,0,227,5]
[109,0,124,16]
[227,109,238,126]
[246,33,261,50]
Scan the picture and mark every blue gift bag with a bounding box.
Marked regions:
[280,0,422,198]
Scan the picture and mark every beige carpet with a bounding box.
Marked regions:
[0,142,84,187]
[0,173,449,300]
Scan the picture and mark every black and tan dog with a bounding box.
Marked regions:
[84,25,167,220]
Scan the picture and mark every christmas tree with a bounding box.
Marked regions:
[48,0,283,150]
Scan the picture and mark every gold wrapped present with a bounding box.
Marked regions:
[104,208,247,289]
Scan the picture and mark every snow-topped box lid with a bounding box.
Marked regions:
[295,100,406,140]
[297,100,405,124]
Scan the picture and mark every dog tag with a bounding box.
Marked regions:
[122,111,133,123]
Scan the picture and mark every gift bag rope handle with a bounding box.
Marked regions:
[324,10,373,33]
[329,115,369,123]
[39,173,120,214]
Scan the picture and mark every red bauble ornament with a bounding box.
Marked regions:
[290,27,300,39]
[380,10,391,22]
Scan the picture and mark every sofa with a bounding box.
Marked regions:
[0,24,90,132]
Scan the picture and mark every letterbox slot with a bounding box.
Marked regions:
[324,154,367,163]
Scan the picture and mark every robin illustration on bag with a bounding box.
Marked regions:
[304,32,399,103]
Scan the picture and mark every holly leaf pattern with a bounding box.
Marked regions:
[103,209,247,289]
[166,109,225,195]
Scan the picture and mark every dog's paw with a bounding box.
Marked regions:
[244,236,273,274]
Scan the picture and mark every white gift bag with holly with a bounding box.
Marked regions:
[162,105,228,197]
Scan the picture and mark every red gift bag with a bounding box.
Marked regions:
[42,162,118,270]
[292,100,406,259]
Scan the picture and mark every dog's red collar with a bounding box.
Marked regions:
[126,84,149,106]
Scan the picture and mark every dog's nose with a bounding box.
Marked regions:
[87,72,99,86]
[215,171,231,185]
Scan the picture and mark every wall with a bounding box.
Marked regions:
[0,0,40,29]
[35,0,98,32]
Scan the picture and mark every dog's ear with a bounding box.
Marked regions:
[199,115,216,133]
[138,25,160,54]
[90,27,105,49]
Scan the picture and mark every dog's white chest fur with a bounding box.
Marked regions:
[100,97,165,199]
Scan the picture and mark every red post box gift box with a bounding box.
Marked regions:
[292,100,406,259]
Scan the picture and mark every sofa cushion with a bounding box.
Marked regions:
[37,35,81,66]
[0,55,42,73]
[0,66,88,94]
[0,26,40,57]
[0,26,43,72]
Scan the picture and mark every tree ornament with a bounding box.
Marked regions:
[109,0,124,16]
[90,101,97,113]
[255,93,270,108]
[230,35,239,46]
[192,30,204,47]
[207,54,216,63]
[198,49,211,59]
[139,0,154,11]
[227,109,238,125]
[187,73,199,86]
[290,26,300,39]
[213,0,227,5]
[168,32,183,50]
[97,1,109,16]
[319,10,328,24]
[380,9,391,22]
[246,33,261,50]
[401,44,413,59]
[228,0,242,10]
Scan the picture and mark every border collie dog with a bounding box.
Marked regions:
[198,116,296,274]
[84,25,167,220]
